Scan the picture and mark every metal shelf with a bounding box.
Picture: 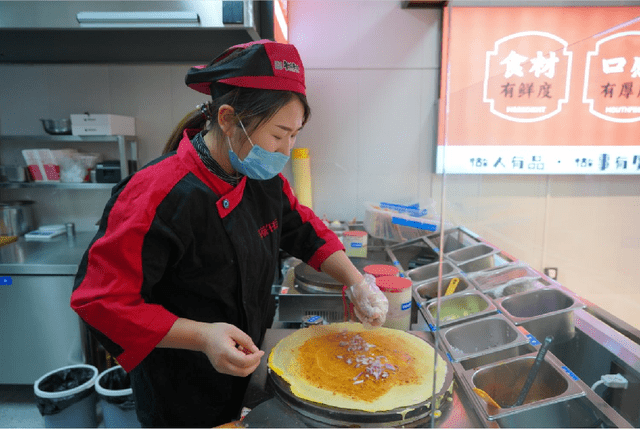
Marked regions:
[0,134,136,143]
[0,182,115,190]
[0,134,138,183]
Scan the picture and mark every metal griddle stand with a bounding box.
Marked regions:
[241,329,485,428]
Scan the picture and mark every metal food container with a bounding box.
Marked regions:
[424,290,497,329]
[413,273,475,303]
[406,259,459,284]
[461,351,585,421]
[495,287,586,343]
[484,277,548,300]
[40,118,72,135]
[468,262,542,291]
[0,200,36,236]
[386,236,437,271]
[456,252,514,274]
[0,165,27,183]
[446,243,499,264]
[426,227,481,253]
[439,314,530,363]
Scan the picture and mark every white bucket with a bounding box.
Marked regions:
[34,364,99,428]
[95,366,141,428]
[376,276,413,331]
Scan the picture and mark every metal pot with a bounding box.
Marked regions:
[0,200,36,236]
[40,118,72,135]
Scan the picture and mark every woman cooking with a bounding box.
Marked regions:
[70,39,388,428]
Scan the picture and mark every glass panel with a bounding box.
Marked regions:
[437,4,640,333]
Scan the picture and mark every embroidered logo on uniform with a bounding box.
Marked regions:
[258,219,279,239]
[274,60,300,73]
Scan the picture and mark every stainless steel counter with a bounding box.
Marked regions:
[0,232,95,383]
[0,231,94,275]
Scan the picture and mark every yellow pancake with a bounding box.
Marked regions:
[268,322,448,412]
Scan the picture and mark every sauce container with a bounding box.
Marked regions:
[376,276,412,331]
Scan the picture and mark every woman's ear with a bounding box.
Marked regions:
[217,104,236,137]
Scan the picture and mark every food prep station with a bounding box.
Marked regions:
[2,226,640,427]
[245,226,640,428]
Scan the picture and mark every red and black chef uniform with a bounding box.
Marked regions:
[70,129,344,427]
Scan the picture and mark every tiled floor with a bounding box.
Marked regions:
[0,385,105,428]
[0,385,47,428]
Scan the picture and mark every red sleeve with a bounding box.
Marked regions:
[279,174,345,271]
[70,160,184,372]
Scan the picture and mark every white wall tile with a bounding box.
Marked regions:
[288,1,364,69]
[170,64,205,130]
[289,0,441,70]
[0,65,50,135]
[352,1,441,69]
[107,65,174,165]
[356,68,423,204]
[43,65,111,119]
[289,69,361,220]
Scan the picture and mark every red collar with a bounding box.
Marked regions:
[177,129,246,218]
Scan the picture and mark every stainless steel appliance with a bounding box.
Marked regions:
[0,233,93,384]
[274,235,437,327]
[0,200,36,236]
[276,256,388,326]
[0,1,275,63]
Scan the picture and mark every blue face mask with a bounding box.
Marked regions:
[227,119,290,180]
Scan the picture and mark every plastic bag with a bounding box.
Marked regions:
[52,149,102,183]
[35,367,96,416]
[97,366,136,410]
[468,262,541,291]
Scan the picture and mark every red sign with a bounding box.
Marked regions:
[438,7,640,174]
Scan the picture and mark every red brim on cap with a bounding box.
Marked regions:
[219,76,305,96]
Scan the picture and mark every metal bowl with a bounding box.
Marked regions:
[40,118,72,135]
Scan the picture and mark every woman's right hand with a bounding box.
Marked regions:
[199,323,265,377]
[158,319,264,378]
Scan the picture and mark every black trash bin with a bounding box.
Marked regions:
[33,364,99,428]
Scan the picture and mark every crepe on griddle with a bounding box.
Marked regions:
[268,322,448,412]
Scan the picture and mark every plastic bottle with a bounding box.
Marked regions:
[292,148,313,209]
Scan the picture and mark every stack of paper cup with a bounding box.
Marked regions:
[292,148,313,209]
[375,276,413,331]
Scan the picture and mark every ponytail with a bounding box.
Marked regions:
[162,109,207,154]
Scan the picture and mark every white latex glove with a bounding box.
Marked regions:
[346,274,389,328]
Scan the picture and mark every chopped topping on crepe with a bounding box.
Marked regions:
[333,333,400,385]
[267,322,448,412]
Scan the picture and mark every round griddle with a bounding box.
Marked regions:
[266,333,455,427]
[294,258,392,294]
